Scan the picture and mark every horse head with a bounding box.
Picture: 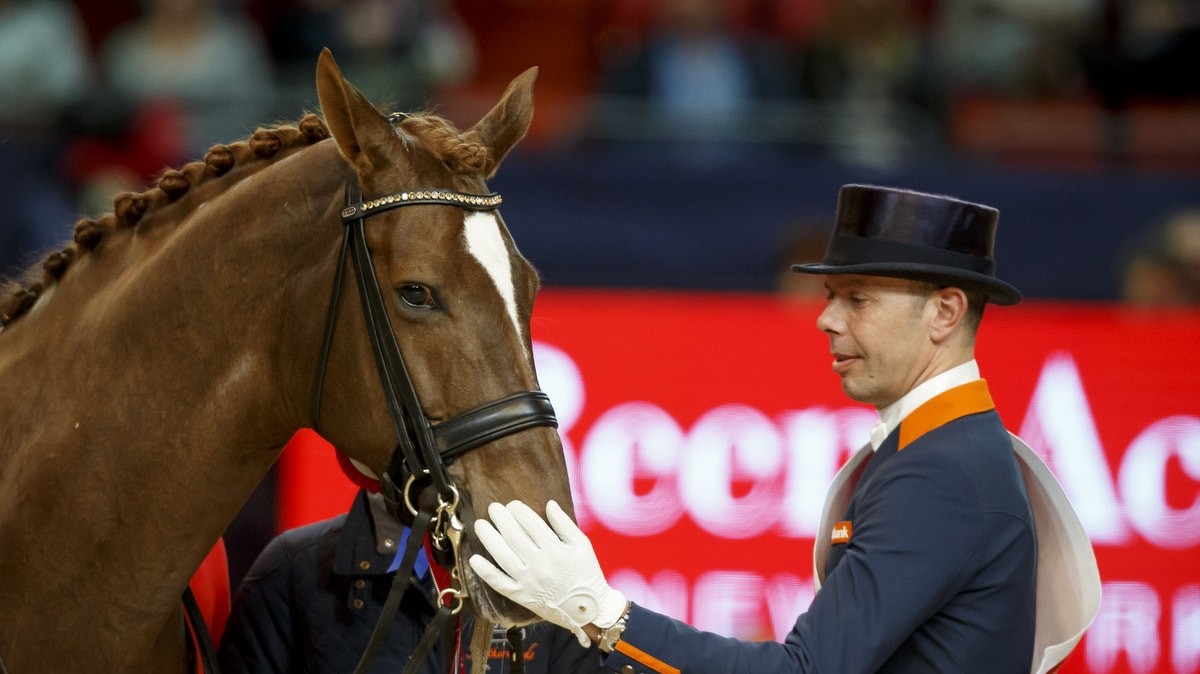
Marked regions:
[310,49,572,626]
[0,48,565,670]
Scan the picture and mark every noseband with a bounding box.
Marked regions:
[310,169,556,674]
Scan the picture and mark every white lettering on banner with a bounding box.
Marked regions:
[693,571,767,638]
[533,342,590,528]
[607,569,1197,667]
[765,574,815,641]
[580,402,686,536]
[608,568,689,624]
[778,407,875,537]
[575,398,855,538]
[532,341,585,431]
[534,342,1200,549]
[681,405,786,539]
[1175,585,1200,674]
[1088,582,1162,673]
[1119,416,1200,549]
[778,408,841,537]
[568,401,871,539]
[610,567,814,641]
[1018,352,1130,545]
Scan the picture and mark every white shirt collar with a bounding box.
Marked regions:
[869,359,980,451]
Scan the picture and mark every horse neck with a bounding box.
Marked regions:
[0,141,349,669]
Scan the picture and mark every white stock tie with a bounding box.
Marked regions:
[869,422,889,451]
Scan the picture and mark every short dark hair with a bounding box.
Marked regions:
[963,290,986,333]
[912,281,985,334]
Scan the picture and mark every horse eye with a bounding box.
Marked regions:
[398,283,435,309]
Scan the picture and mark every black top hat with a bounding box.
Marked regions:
[792,184,1021,305]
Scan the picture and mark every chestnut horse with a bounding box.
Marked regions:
[0,50,570,672]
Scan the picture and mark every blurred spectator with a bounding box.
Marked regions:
[0,0,94,277]
[773,219,829,299]
[794,0,943,166]
[100,0,275,157]
[1120,0,1200,98]
[1080,0,1200,104]
[261,0,477,111]
[594,0,795,158]
[61,98,191,217]
[1120,209,1200,306]
[932,0,1098,98]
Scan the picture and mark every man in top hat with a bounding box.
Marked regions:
[463,185,1100,674]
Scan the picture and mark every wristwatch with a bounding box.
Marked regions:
[584,601,632,653]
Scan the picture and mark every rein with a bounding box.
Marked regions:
[312,169,557,674]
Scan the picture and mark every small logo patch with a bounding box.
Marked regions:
[831,520,853,545]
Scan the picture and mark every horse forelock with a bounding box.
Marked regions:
[394,113,491,176]
[0,114,331,329]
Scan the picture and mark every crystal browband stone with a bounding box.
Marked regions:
[341,188,503,221]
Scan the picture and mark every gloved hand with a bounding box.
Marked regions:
[469,500,627,647]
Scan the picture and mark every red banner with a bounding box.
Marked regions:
[279,289,1200,674]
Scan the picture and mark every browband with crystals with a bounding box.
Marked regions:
[341,188,502,222]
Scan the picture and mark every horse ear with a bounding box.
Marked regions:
[315,48,391,173]
[466,67,537,179]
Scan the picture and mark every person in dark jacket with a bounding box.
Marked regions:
[468,185,1100,674]
[218,488,600,673]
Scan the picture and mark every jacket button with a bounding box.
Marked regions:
[354,579,366,590]
[359,560,370,570]
[620,666,635,674]
[353,598,365,609]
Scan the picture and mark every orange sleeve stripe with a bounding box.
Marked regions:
[614,639,682,674]
[898,380,995,451]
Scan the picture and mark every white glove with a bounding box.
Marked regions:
[469,500,627,647]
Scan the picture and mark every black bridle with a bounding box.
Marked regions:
[313,181,557,523]
[310,175,557,674]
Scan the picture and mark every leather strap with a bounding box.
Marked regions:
[506,626,527,674]
[310,224,351,432]
[434,391,557,461]
[403,604,456,674]
[317,174,560,674]
[182,587,221,674]
[344,200,451,500]
[351,500,437,674]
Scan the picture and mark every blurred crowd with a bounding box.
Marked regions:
[1,0,1198,302]
[0,0,476,279]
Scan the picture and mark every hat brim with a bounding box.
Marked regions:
[792,262,1022,306]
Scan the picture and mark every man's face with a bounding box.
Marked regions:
[816,275,936,408]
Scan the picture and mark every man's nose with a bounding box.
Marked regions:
[816,303,839,335]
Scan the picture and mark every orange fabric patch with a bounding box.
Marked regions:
[898,380,996,451]
[614,639,682,674]
[831,520,853,545]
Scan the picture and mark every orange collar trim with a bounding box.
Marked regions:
[897,379,995,451]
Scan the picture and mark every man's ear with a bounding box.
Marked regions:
[929,286,969,343]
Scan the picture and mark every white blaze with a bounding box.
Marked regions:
[463,211,523,342]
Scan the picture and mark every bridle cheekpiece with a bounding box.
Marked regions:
[312,164,554,674]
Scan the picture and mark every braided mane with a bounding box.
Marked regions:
[0,109,486,328]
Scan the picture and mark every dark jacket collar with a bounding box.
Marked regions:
[333,490,418,578]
